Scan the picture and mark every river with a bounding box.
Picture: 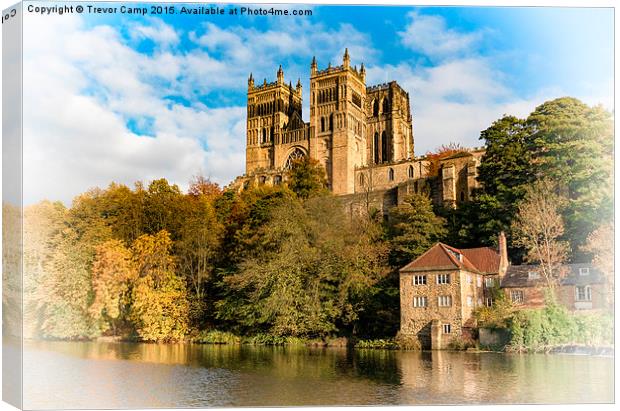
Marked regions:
[20,340,613,408]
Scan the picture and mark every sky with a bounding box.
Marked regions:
[20,2,614,204]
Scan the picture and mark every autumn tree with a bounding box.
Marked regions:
[89,240,137,335]
[581,222,614,309]
[424,142,467,177]
[130,231,189,342]
[511,179,570,294]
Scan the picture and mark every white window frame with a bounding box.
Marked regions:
[575,285,592,302]
[579,267,590,276]
[413,275,427,285]
[438,295,452,307]
[443,324,451,334]
[413,296,428,307]
[477,277,482,287]
[485,277,495,288]
[437,274,450,284]
[511,290,524,304]
[527,271,540,280]
[467,275,472,284]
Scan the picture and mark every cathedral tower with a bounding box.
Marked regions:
[309,49,367,194]
[246,67,304,174]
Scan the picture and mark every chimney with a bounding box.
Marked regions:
[498,231,509,278]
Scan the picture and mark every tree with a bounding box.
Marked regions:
[287,157,328,199]
[386,193,448,268]
[219,196,388,338]
[526,98,613,257]
[89,240,137,335]
[511,179,570,293]
[130,231,189,342]
[581,222,614,309]
[424,142,467,177]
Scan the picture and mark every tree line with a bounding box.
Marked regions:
[15,97,613,342]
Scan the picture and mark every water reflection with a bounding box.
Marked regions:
[22,340,613,409]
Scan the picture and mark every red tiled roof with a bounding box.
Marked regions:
[400,243,502,274]
[460,247,501,274]
[400,243,481,273]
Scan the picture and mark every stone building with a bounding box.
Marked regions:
[232,49,485,211]
[399,241,508,349]
[501,263,609,311]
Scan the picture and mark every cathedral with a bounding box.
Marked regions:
[231,49,485,214]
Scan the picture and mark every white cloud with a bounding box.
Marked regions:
[398,12,482,59]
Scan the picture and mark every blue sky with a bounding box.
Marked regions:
[22,2,614,203]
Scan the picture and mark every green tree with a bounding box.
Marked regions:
[287,157,328,199]
[219,196,388,338]
[130,231,189,342]
[526,97,613,257]
[386,193,448,268]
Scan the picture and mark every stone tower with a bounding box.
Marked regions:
[365,82,414,165]
[309,49,368,194]
[246,66,304,174]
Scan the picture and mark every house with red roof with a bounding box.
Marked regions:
[399,233,509,349]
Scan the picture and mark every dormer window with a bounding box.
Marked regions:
[528,271,540,280]
[579,267,590,276]
[446,249,463,262]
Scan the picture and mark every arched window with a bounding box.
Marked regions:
[388,168,394,181]
[259,176,266,184]
[321,117,325,132]
[373,99,379,116]
[270,127,274,142]
[262,128,267,143]
[373,132,380,164]
[381,131,388,163]
[359,174,365,187]
[408,165,414,178]
[382,98,390,114]
[329,113,334,131]
[284,147,306,170]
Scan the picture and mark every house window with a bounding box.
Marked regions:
[467,296,473,307]
[438,295,452,307]
[579,267,590,276]
[413,296,428,307]
[413,275,427,285]
[437,274,450,284]
[388,168,394,181]
[477,277,482,288]
[528,271,540,280]
[511,290,524,304]
[486,297,493,307]
[274,175,282,185]
[467,275,472,284]
[408,165,414,178]
[485,277,495,288]
[575,286,592,302]
[443,324,451,334]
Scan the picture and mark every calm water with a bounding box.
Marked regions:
[20,340,613,409]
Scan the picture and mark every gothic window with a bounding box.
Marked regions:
[321,117,325,132]
[262,128,267,144]
[284,148,306,170]
[382,98,390,114]
[329,113,334,131]
[373,132,380,164]
[381,131,388,163]
[408,165,414,178]
[270,127,274,143]
[388,168,394,181]
[373,99,379,116]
